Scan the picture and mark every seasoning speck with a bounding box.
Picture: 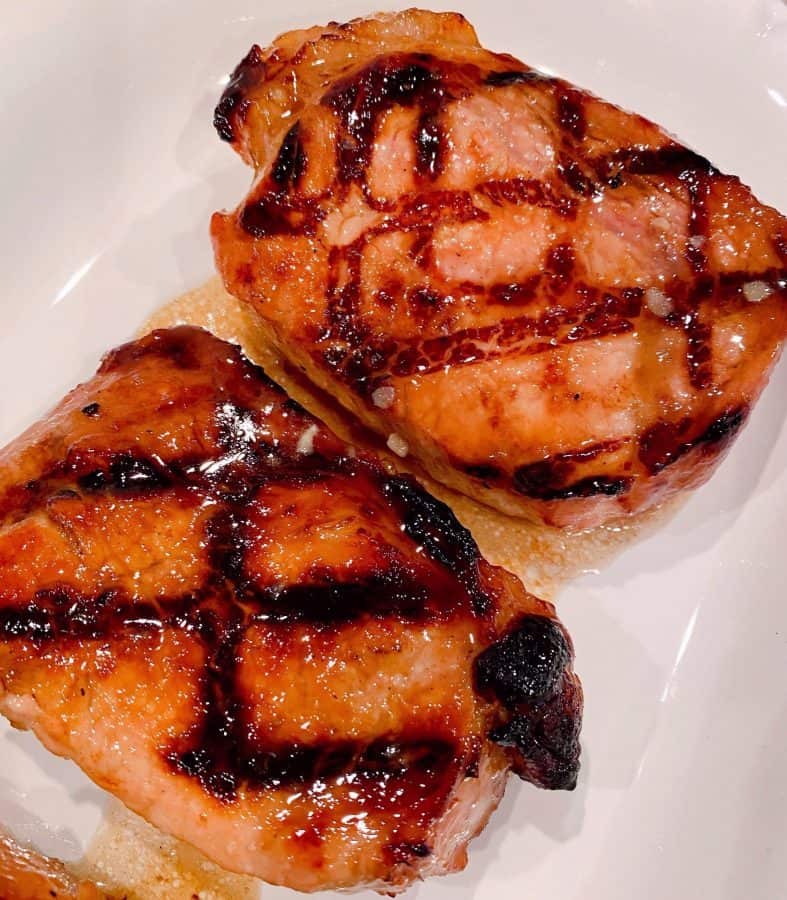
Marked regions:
[386,433,409,458]
[743,280,772,303]
[296,424,320,456]
[645,287,673,318]
[371,385,396,409]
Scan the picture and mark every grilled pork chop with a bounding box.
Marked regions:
[0,326,581,893]
[211,8,787,529]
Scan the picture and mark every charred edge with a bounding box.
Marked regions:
[485,69,552,87]
[98,326,204,374]
[381,475,490,615]
[594,144,717,187]
[170,734,457,798]
[76,452,171,494]
[638,406,748,475]
[271,122,307,188]
[477,615,580,791]
[490,675,582,791]
[214,44,266,143]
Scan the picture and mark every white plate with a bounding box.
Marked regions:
[1,1,786,897]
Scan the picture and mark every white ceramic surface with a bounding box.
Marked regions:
[1,1,786,897]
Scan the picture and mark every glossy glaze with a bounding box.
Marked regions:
[0,325,581,893]
[211,9,787,528]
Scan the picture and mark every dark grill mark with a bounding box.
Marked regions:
[638,406,748,474]
[556,88,586,141]
[170,733,456,798]
[323,55,450,187]
[271,122,307,188]
[594,144,717,184]
[511,440,628,501]
[381,475,489,615]
[240,192,324,238]
[415,114,444,179]
[477,177,576,217]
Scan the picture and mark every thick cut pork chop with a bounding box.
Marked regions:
[212,8,787,528]
[0,326,581,893]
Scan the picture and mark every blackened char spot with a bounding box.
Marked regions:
[271,122,307,188]
[385,841,432,864]
[77,452,171,494]
[485,69,552,86]
[475,615,571,707]
[214,44,266,142]
[81,402,100,417]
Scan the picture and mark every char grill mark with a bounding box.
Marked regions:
[638,405,748,475]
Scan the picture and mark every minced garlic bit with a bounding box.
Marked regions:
[371,385,396,409]
[743,280,772,303]
[644,287,674,318]
[296,423,319,456]
[386,433,409,458]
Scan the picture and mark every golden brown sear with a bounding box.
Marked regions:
[212,9,787,528]
[0,326,581,893]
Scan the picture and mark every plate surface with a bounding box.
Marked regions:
[1,1,786,898]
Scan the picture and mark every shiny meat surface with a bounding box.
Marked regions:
[0,326,582,893]
[211,9,787,528]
